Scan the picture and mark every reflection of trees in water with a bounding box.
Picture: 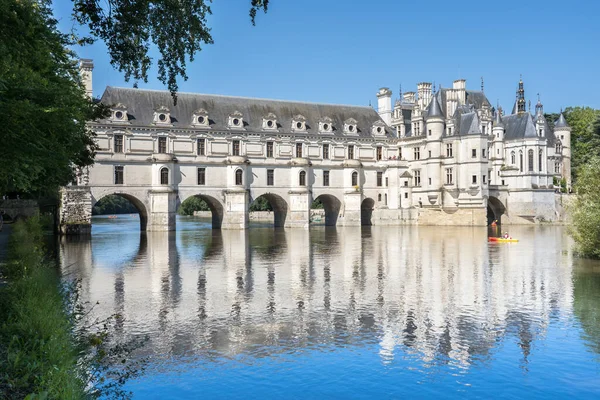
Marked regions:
[573,259,600,355]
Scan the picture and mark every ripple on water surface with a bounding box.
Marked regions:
[58,216,600,399]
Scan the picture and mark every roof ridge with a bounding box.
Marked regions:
[104,86,374,110]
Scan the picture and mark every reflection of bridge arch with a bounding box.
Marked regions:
[487,196,506,225]
[361,197,375,226]
[313,194,343,226]
[177,194,224,229]
[92,191,149,231]
[249,191,288,228]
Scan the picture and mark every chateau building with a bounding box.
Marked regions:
[59,60,570,232]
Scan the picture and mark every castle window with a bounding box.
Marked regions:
[519,151,523,172]
[323,171,330,186]
[378,194,382,202]
[386,177,389,186]
[511,151,516,164]
[267,169,274,186]
[376,146,383,160]
[160,167,169,185]
[235,169,243,186]
[448,127,452,136]
[197,138,206,156]
[483,175,487,184]
[413,170,421,187]
[299,171,306,186]
[232,140,240,156]
[266,142,274,158]
[482,125,486,134]
[385,194,388,205]
[446,168,453,184]
[377,172,383,187]
[446,143,453,158]
[482,149,486,158]
[158,137,167,153]
[428,129,432,136]
[158,113,167,122]
[472,175,477,184]
[323,144,329,159]
[115,111,124,120]
[114,134,123,153]
[414,147,420,160]
[472,149,477,158]
[428,150,432,158]
[555,162,560,174]
[296,143,303,158]
[351,171,358,186]
[405,193,408,198]
[114,166,124,185]
[197,168,206,185]
[348,145,355,160]
[399,147,403,159]
[528,149,534,172]
[556,143,562,153]
[539,150,543,172]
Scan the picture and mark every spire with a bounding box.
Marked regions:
[425,96,444,120]
[555,113,569,128]
[535,93,543,116]
[516,76,526,113]
[481,76,484,93]
[494,108,504,128]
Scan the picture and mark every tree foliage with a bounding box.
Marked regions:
[178,196,210,215]
[569,156,600,259]
[0,0,107,196]
[564,107,600,181]
[249,197,273,212]
[92,195,138,215]
[72,0,269,101]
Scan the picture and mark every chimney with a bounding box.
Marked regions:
[79,59,94,98]
[453,79,466,104]
[417,82,432,110]
[403,92,416,104]
[376,87,392,126]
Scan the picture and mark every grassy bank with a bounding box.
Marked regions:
[0,217,87,399]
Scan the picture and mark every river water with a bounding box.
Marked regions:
[59,215,600,399]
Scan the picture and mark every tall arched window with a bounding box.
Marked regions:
[556,142,562,153]
[528,149,534,172]
[539,150,543,172]
[378,193,382,202]
[299,171,306,186]
[235,169,243,186]
[511,151,516,165]
[160,167,169,185]
[519,151,523,172]
[351,171,358,186]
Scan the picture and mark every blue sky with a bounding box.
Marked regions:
[53,0,600,112]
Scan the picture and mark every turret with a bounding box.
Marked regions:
[534,96,546,137]
[377,88,392,126]
[554,113,572,190]
[515,77,526,114]
[425,96,444,140]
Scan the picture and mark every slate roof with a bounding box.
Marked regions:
[98,87,393,137]
[554,113,569,128]
[426,96,444,119]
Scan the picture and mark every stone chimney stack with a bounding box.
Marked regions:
[376,87,392,126]
[403,92,416,104]
[79,59,94,98]
[417,82,432,110]
[453,79,466,104]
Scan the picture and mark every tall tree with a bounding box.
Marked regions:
[72,0,270,100]
[569,156,600,259]
[564,106,600,181]
[0,0,107,195]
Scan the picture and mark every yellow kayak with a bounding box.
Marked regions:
[488,237,519,243]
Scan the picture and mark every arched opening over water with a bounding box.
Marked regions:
[487,196,506,226]
[361,198,375,226]
[249,193,288,228]
[312,194,342,226]
[92,193,148,231]
[177,195,224,229]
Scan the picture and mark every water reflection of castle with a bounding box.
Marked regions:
[60,224,574,367]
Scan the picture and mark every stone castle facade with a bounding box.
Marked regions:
[59,60,570,232]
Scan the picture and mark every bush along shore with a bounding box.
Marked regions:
[0,217,147,399]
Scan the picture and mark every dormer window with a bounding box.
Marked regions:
[153,106,171,125]
[228,111,244,129]
[192,108,210,128]
[344,118,358,135]
[319,117,334,134]
[111,103,128,123]
[371,121,386,136]
[292,114,307,132]
[262,112,278,130]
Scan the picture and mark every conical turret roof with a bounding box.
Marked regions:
[555,113,569,128]
[426,96,444,120]
[494,110,504,128]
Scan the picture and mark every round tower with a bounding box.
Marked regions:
[554,113,571,191]
[425,96,444,194]
[492,110,505,185]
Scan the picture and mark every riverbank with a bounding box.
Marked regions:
[0,218,87,398]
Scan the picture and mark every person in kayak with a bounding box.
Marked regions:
[503,232,510,239]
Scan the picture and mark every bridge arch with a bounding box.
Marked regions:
[249,191,288,228]
[313,194,342,226]
[177,193,224,229]
[487,196,506,225]
[361,197,375,226]
[92,192,149,231]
